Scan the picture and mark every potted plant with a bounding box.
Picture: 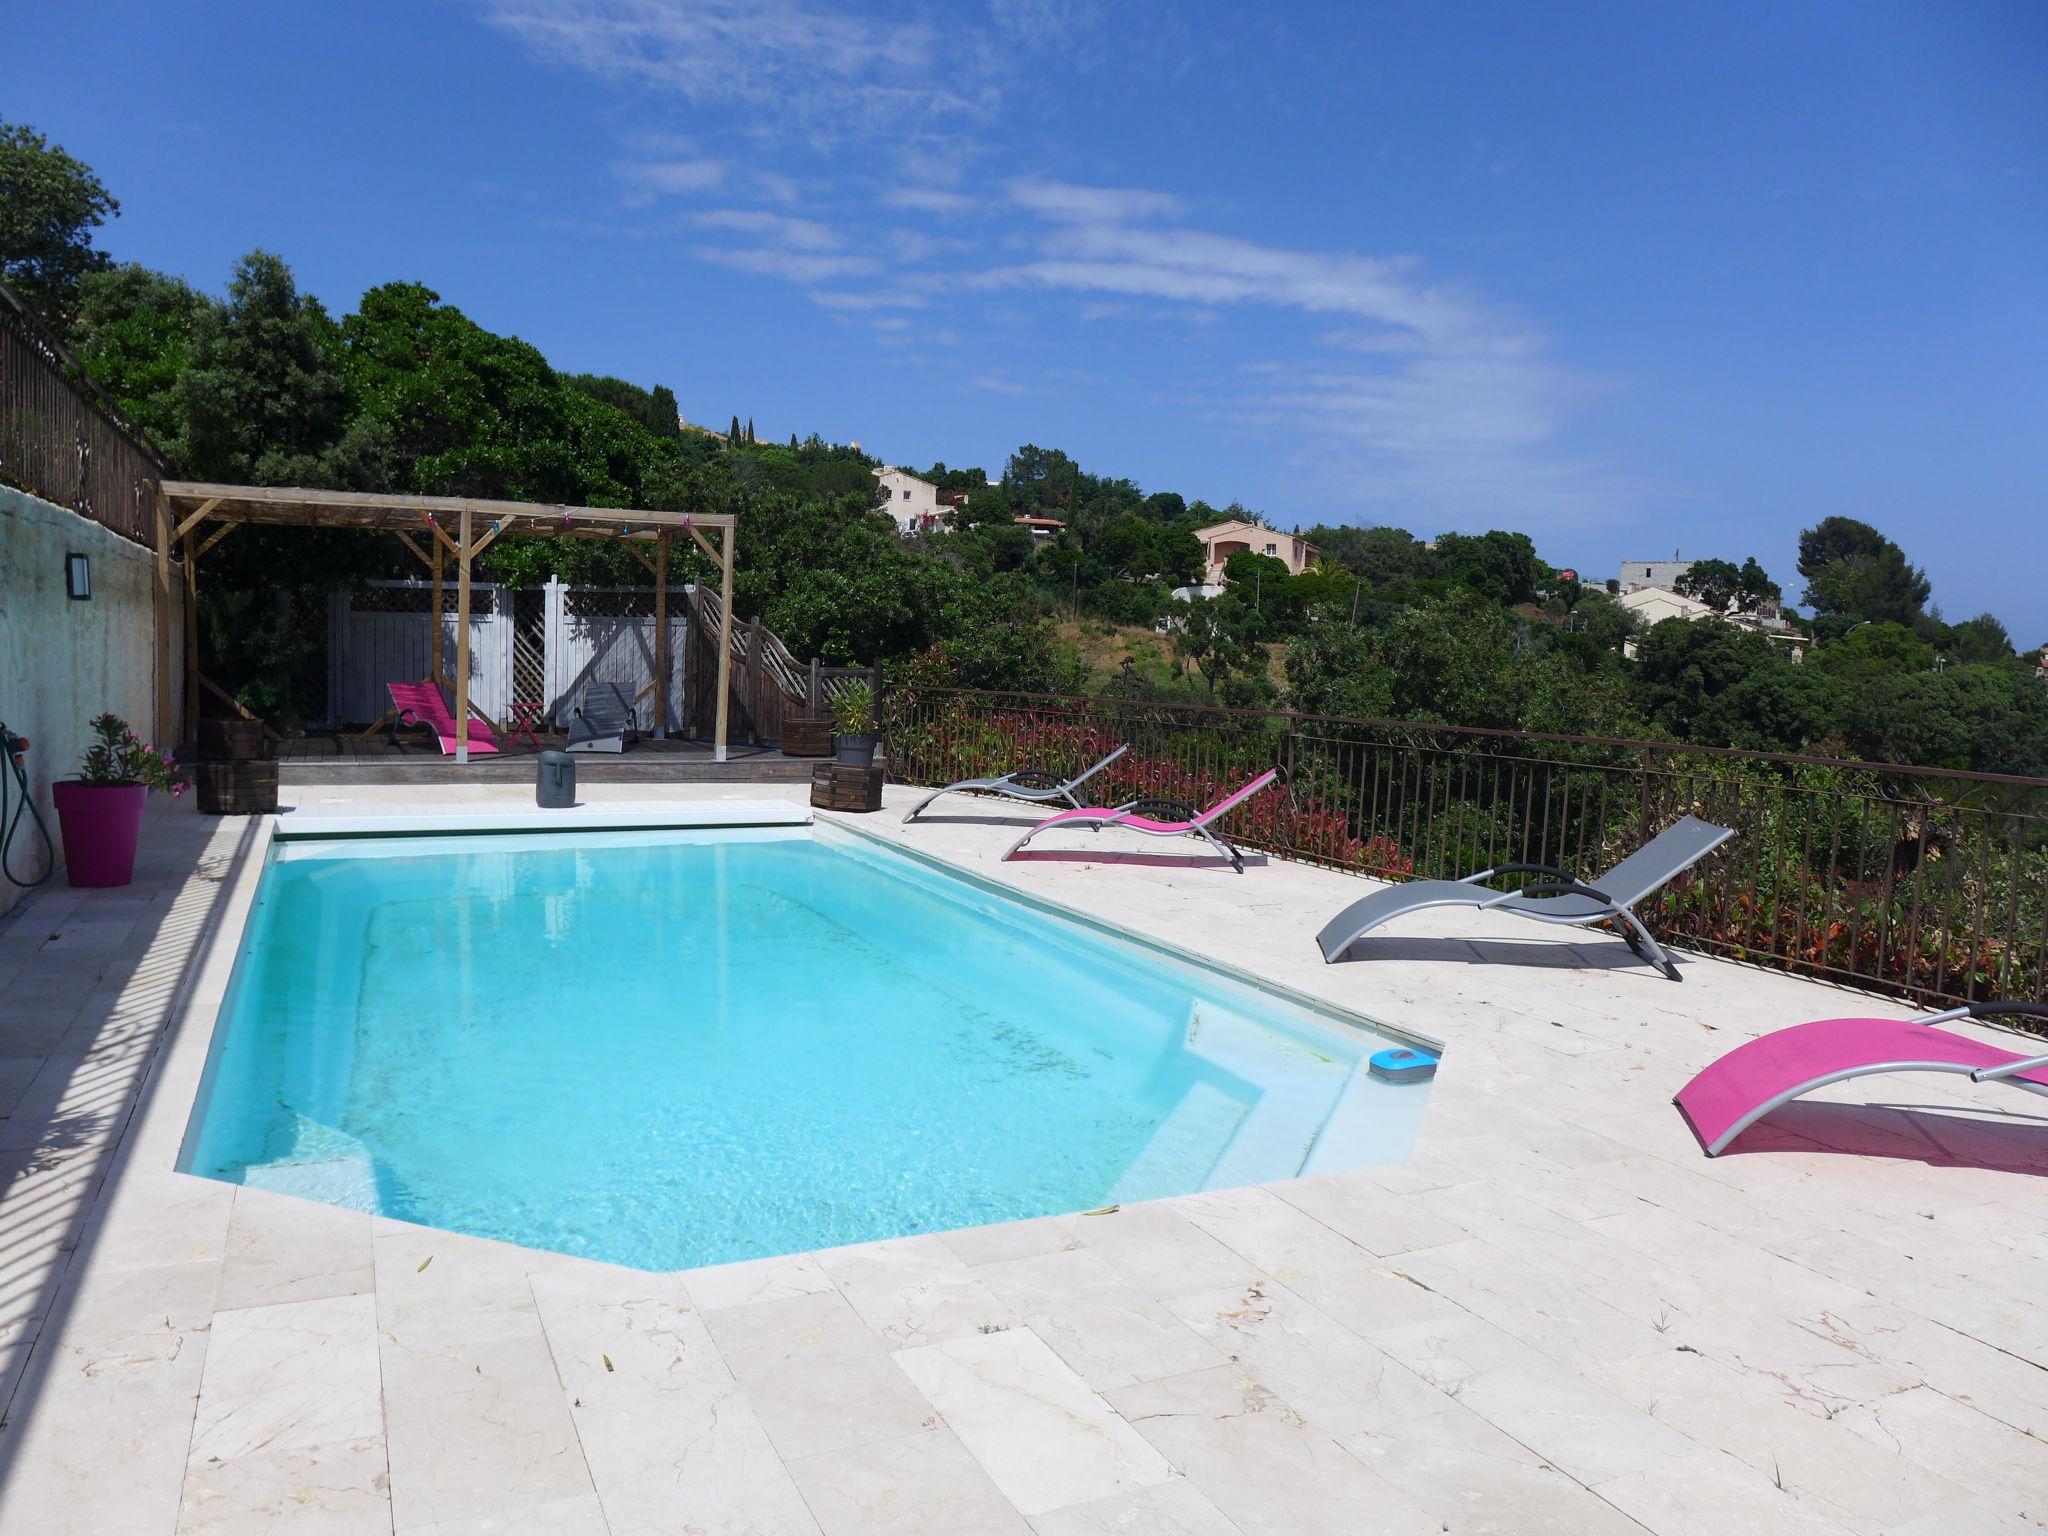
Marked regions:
[52,713,189,888]
[830,681,879,767]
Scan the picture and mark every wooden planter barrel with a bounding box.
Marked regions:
[782,715,835,757]
[197,719,270,761]
[194,760,279,816]
[810,762,884,813]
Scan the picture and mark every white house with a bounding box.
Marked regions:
[1615,585,1718,628]
[873,467,944,534]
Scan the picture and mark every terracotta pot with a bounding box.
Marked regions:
[52,781,148,888]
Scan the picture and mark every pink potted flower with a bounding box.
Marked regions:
[53,713,189,888]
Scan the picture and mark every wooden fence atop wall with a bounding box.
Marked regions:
[0,278,163,547]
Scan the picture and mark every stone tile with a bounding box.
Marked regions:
[1449,1365,1697,1486]
[373,1222,545,1349]
[76,1165,235,1271]
[683,1249,836,1311]
[1105,1366,1437,1536]
[892,1327,1171,1517]
[380,1331,596,1532]
[1267,1169,1469,1256]
[1062,1201,1262,1301]
[789,1425,1031,1535]
[1594,1446,1862,1536]
[701,1289,938,1461]
[1027,1478,1241,1536]
[528,1268,820,1535]
[1834,1386,2048,1508]
[818,1235,1017,1348]
[401,1494,611,1535]
[1163,1276,1447,1440]
[1883,1496,2048,1535]
[977,1247,1223,1391]
[189,1294,383,1464]
[1344,1401,1652,1536]
[217,1188,374,1312]
[177,1436,392,1535]
[1393,1236,1672,1371]
[0,1258,220,1534]
[939,1215,1076,1267]
[1592,1348,1966,1533]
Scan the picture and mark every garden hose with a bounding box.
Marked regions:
[1,719,55,890]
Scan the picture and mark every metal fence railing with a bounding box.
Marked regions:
[0,277,164,547]
[886,686,2048,1014]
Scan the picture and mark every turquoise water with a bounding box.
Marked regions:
[181,826,1427,1271]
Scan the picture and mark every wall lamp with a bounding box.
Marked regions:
[65,552,92,601]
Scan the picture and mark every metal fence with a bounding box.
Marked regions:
[886,686,2048,1011]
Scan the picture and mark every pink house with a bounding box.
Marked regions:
[1193,519,1320,586]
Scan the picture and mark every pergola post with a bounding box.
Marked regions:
[714,524,735,763]
[182,526,200,740]
[653,532,670,740]
[153,489,175,747]
[454,503,473,764]
[429,536,445,686]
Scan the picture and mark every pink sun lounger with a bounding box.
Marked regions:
[1674,1002,2048,1156]
[1003,769,1279,873]
[387,681,502,756]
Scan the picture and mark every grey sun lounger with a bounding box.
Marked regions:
[565,681,640,753]
[904,743,1129,823]
[1315,814,1735,980]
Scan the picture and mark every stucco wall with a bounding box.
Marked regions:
[0,484,182,915]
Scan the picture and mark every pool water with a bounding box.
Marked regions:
[182,825,1431,1271]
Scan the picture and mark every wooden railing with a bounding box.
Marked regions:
[0,278,164,546]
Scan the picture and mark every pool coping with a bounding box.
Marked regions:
[819,811,1445,1059]
[272,799,813,839]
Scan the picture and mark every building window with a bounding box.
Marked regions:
[902,489,911,499]
[1264,543,1276,557]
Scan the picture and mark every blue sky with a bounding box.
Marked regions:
[15,0,2048,639]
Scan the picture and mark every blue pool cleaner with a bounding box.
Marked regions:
[1368,1046,1439,1084]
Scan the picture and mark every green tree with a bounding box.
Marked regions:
[0,117,119,333]
[1797,516,1931,633]
[1943,612,2014,665]
[178,251,352,484]
[70,263,215,455]
[1430,530,1542,605]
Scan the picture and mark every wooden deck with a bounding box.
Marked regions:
[274,731,827,784]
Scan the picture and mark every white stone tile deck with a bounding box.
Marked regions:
[1,783,2044,1535]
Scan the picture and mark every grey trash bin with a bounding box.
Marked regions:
[537,750,576,809]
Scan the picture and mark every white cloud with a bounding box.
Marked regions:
[885,186,982,216]
[1006,177,1187,224]
[691,246,881,284]
[693,209,841,251]
[808,288,930,311]
[614,157,726,202]
[481,0,972,131]
[971,373,1035,395]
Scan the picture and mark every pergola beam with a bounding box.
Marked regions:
[153,482,742,762]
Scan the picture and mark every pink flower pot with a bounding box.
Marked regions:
[53,781,148,888]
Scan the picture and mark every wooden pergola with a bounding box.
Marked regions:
[152,482,738,763]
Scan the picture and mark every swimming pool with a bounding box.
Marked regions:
[181,822,1434,1271]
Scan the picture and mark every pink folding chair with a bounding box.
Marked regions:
[1674,1001,2048,1156]
[1003,769,1279,873]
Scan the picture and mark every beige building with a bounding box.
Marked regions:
[873,467,944,534]
[1192,519,1321,586]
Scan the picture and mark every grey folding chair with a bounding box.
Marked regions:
[1315,814,1735,980]
[904,743,1129,823]
[566,681,639,754]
